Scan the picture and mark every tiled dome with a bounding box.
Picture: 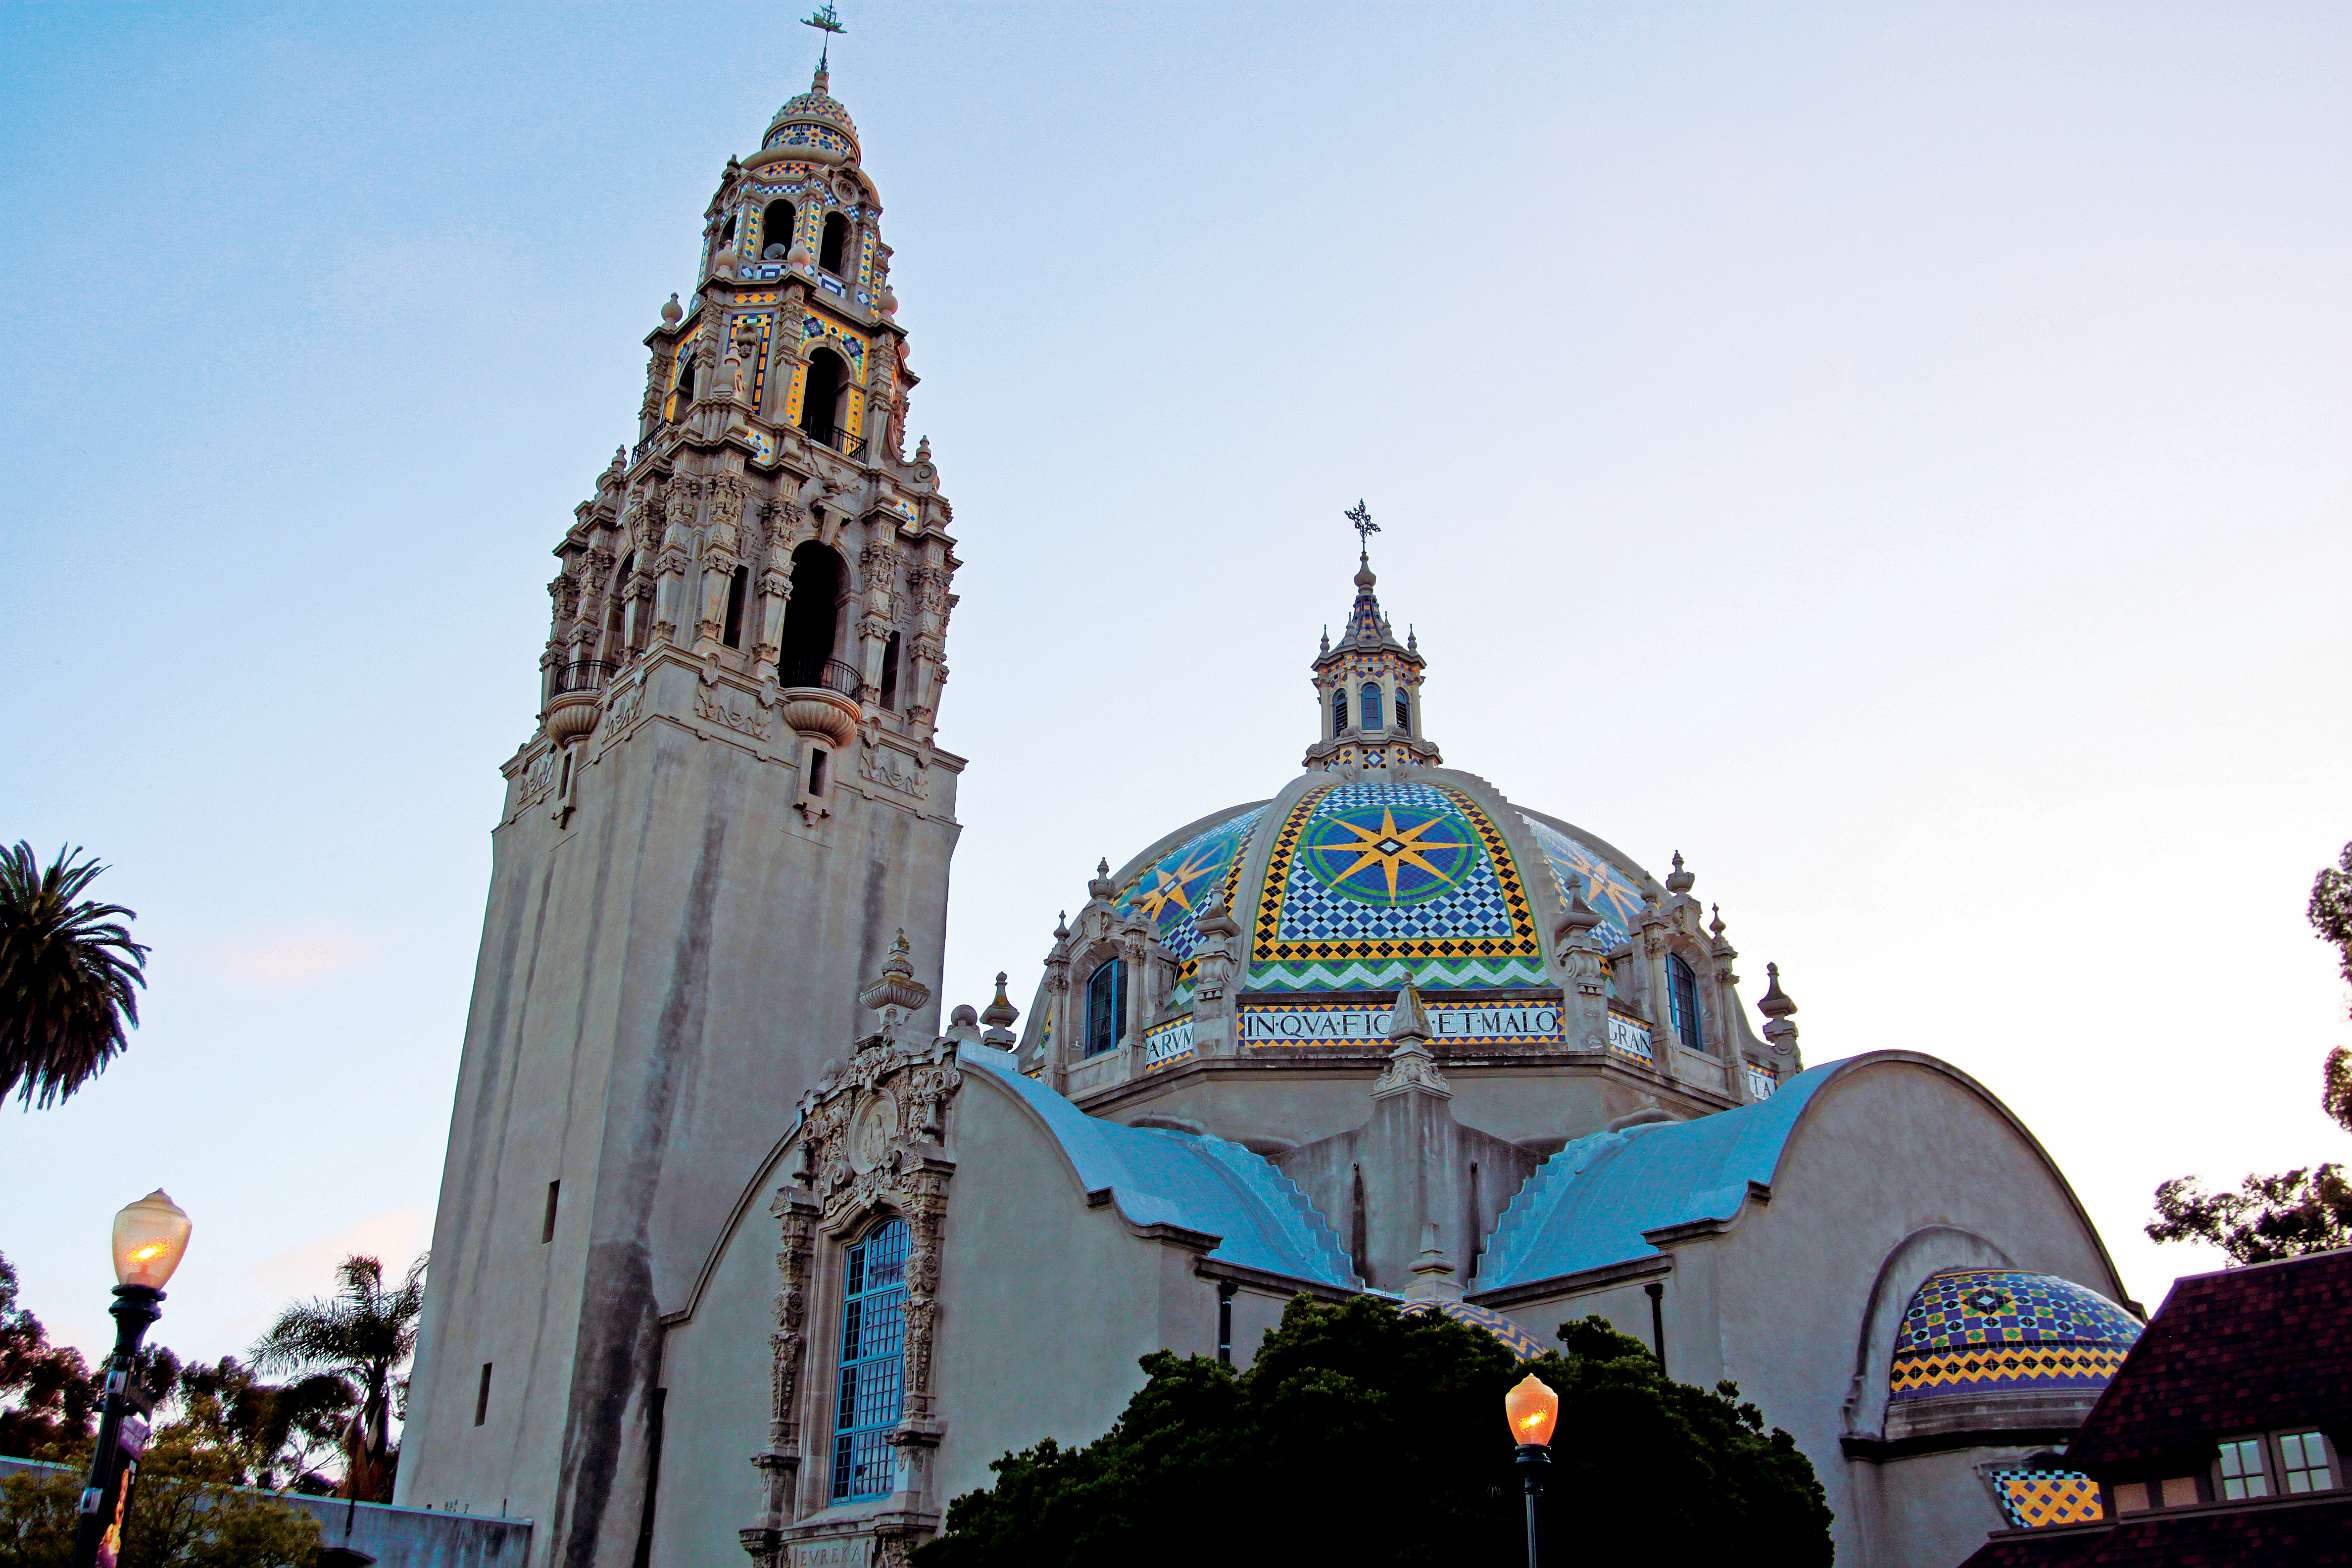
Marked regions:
[1397,1299,1548,1360]
[1890,1269,2143,1403]
[763,70,860,160]
[1106,782,1653,1006]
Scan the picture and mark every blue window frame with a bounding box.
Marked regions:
[1084,958,1127,1057]
[1667,954,1702,1052]
[1332,687,1349,734]
[831,1218,909,1503]
[1394,685,1410,733]
[1360,682,1382,730]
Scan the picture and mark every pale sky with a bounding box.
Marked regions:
[2,1,2347,1375]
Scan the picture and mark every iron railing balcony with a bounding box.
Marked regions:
[781,656,861,697]
[550,660,617,697]
[799,423,869,460]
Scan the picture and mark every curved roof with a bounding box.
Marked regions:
[1478,1058,1842,1290]
[1398,1299,1548,1359]
[764,70,860,159]
[962,1045,1359,1289]
[1890,1268,2141,1403]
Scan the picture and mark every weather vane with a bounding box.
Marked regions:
[1345,499,1378,555]
[802,2,845,72]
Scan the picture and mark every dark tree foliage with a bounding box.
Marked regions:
[249,1255,425,1503]
[0,1433,322,1568]
[0,1256,94,1457]
[915,1297,1832,1568]
[0,842,148,1109]
[2149,842,2352,1264]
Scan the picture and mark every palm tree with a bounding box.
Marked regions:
[249,1254,427,1502]
[0,840,149,1109]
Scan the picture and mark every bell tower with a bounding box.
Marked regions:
[397,64,966,1568]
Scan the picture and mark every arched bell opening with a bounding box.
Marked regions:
[780,542,846,689]
[761,199,797,260]
[799,347,848,447]
[819,211,851,275]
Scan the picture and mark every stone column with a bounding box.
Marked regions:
[1639,899,1682,1082]
[1554,882,1609,1053]
[1708,907,1751,1104]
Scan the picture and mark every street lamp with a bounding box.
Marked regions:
[1504,1372,1560,1568]
[71,1190,193,1568]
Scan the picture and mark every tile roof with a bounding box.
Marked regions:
[2066,1247,2352,1474]
[1960,1494,2352,1566]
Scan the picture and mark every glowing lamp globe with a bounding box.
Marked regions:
[1504,1372,1560,1447]
[111,1190,193,1290]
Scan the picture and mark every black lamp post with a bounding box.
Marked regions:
[70,1190,193,1568]
[1504,1372,1561,1568]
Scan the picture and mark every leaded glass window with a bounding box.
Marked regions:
[2217,1437,2268,1500]
[831,1218,909,1503]
[1360,682,1382,730]
[1084,958,1127,1057]
[1394,686,1410,733]
[1667,954,1703,1053]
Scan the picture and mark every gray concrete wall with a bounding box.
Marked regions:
[0,1459,532,1568]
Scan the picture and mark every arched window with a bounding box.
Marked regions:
[780,542,844,687]
[1084,957,1127,1057]
[879,630,902,711]
[721,565,749,649]
[605,551,634,656]
[1332,687,1349,735]
[718,213,737,247]
[671,354,697,415]
[1394,685,1411,733]
[1667,954,1703,1053]
[830,1217,908,1503]
[1360,682,1383,731]
[800,347,847,446]
[820,212,851,275]
[761,200,796,260]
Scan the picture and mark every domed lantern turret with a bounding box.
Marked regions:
[1304,503,1441,773]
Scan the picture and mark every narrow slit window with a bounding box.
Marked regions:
[879,631,901,711]
[831,1218,909,1503]
[1084,958,1127,1057]
[474,1363,493,1427]
[809,747,829,796]
[1667,954,1702,1053]
[542,1180,560,1244]
[722,565,749,649]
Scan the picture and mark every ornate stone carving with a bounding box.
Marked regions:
[748,937,960,1565]
[602,679,644,731]
[855,743,928,798]
[695,683,773,739]
[516,748,559,809]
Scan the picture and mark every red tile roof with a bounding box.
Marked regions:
[1960,1495,2352,1566]
[2066,1247,2352,1475]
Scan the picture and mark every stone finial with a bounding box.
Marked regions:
[1404,1220,1464,1303]
[1355,553,1377,589]
[980,972,1019,1031]
[1408,624,1418,653]
[787,238,814,270]
[1088,857,1116,901]
[858,928,931,1016]
[1320,626,1330,656]
[609,445,627,473]
[1556,879,1604,941]
[916,435,931,463]
[1373,980,1450,1099]
[1758,961,1800,1061]
[660,293,683,327]
[944,1003,981,1045]
[1709,902,1726,941]
[1666,851,1695,896]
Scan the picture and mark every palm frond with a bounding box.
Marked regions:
[0,841,149,1109]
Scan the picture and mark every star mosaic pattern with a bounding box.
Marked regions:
[1888,1269,2143,1401]
[1113,806,1266,957]
[1248,782,1542,992]
[1521,816,1647,947]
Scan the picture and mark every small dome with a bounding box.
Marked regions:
[1889,1269,2141,1414]
[1397,1299,1548,1360]
[762,68,860,162]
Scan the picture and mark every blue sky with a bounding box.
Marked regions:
[2,1,2347,1368]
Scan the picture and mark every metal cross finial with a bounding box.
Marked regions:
[1345,499,1378,553]
[802,2,845,71]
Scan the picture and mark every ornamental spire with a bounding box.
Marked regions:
[1304,501,1440,773]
